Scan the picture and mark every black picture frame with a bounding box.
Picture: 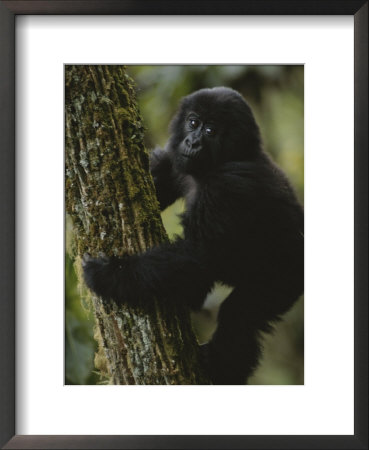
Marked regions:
[0,1,367,449]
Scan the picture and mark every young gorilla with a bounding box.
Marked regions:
[83,87,304,385]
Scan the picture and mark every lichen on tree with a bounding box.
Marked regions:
[65,65,209,385]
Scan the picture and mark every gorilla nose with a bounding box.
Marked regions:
[185,138,201,150]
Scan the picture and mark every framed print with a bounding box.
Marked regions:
[0,1,367,449]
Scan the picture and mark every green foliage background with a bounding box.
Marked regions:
[66,65,304,385]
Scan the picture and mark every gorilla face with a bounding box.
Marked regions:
[178,112,221,173]
[167,87,261,175]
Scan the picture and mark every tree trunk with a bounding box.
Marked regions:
[65,65,209,385]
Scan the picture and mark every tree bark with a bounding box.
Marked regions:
[65,65,209,385]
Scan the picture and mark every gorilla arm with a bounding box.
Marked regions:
[149,148,181,211]
[82,239,213,310]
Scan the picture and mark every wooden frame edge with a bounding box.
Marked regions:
[0,1,367,449]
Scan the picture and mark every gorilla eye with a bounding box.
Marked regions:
[205,126,215,136]
[189,118,200,129]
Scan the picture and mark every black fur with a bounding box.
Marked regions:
[83,87,304,385]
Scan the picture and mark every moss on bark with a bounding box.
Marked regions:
[65,65,209,384]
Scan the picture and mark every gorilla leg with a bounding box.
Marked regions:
[203,288,269,385]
